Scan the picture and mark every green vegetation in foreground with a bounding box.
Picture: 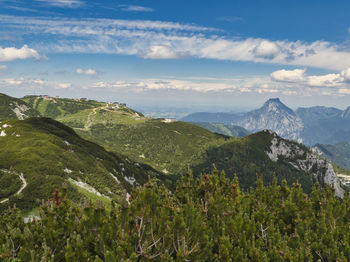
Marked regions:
[0,117,165,212]
[0,170,21,200]
[1,171,350,261]
[70,182,112,210]
[0,93,40,120]
[190,121,250,137]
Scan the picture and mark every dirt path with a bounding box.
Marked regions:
[0,170,27,204]
[84,105,121,130]
[85,107,98,130]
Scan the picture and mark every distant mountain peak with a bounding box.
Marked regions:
[261,98,295,116]
[237,98,303,142]
[265,97,282,104]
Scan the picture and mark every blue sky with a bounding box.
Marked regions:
[1,0,350,112]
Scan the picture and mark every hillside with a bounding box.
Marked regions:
[299,114,350,145]
[22,95,107,119]
[77,118,228,174]
[191,130,344,196]
[313,142,350,170]
[21,95,229,174]
[296,106,341,126]
[0,117,167,212]
[0,93,40,120]
[190,121,250,137]
[19,95,346,198]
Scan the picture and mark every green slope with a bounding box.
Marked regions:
[22,95,106,119]
[190,131,320,194]
[0,93,40,120]
[0,117,165,212]
[78,119,228,174]
[21,95,342,196]
[22,96,228,174]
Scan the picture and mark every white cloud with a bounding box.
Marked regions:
[2,15,350,70]
[36,0,83,8]
[338,88,350,95]
[270,68,306,82]
[307,74,342,87]
[121,5,154,12]
[0,45,41,62]
[252,40,280,59]
[141,45,188,59]
[270,68,350,87]
[85,77,283,94]
[340,68,350,81]
[76,68,97,76]
[0,77,71,89]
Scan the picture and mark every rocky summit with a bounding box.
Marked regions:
[236,98,304,142]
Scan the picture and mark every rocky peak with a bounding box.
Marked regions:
[262,98,296,116]
[237,98,303,142]
[265,134,344,198]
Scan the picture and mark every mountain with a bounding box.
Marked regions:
[296,106,342,126]
[190,130,344,197]
[0,93,40,120]
[181,112,241,124]
[312,142,350,170]
[22,95,109,120]
[0,117,167,212]
[182,99,350,146]
[236,98,304,142]
[189,122,250,137]
[19,95,345,198]
[299,109,350,145]
[22,95,228,174]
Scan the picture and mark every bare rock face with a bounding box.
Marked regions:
[237,98,304,142]
[0,93,40,120]
[265,131,344,198]
[11,102,31,120]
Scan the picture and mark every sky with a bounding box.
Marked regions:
[1,0,350,113]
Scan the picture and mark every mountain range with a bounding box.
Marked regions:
[0,93,347,213]
[182,98,350,146]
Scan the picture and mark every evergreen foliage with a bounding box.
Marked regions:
[191,131,316,194]
[1,171,349,261]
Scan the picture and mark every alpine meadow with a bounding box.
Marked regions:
[1,0,350,261]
